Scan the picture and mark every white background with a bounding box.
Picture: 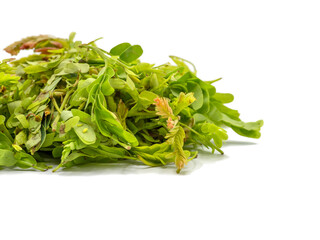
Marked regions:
[1,0,319,239]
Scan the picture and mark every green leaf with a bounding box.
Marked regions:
[110,43,131,56]
[0,72,20,85]
[73,122,96,145]
[200,122,228,148]
[0,149,17,167]
[95,95,138,147]
[41,132,56,148]
[70,78,95,106]
[137,154,164,167]
[15,131,27,146]
[71,109,93,125]
[101,67,115,96]
[25,132,41,152]
[61,151,88,165]
[64,116,80,132]
[126,75,136,91]
[24,58,61,74]
[227,119,264,139]
[52,146,63,158]
[173,92,196,115]
[0,115,5,125]
[0,132,13,150]
[15,152,37,169]
[214,93,234,103]
[15,114,29,128]
[60,110,74,121]
[109,78,126,89]
[119,45,143,63]
[197,82,212,114]
[24,65,46,74]
[7,101,22,115]
[56,63,90,75]
[187,82,203,110]
[139,90,158,107]
[0,116,13,141]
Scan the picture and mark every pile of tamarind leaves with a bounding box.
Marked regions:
[0,33,263,173]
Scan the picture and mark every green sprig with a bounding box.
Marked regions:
[0,33,263,173]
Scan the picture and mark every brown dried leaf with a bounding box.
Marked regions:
[4,35,55,55]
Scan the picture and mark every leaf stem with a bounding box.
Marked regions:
[51,90,74,131]
[60,90,74,111]
[51,97,61,114]
[169,55,197,74]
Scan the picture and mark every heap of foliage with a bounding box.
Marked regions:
[0,33,263,173]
